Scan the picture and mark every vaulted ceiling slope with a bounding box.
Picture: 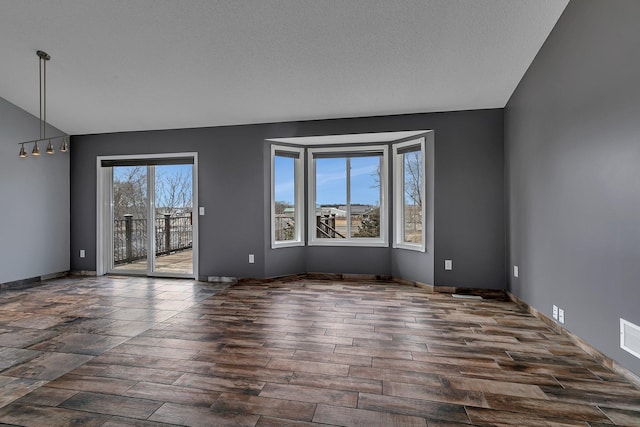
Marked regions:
[0,0,568,135]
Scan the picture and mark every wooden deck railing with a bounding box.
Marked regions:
[113,214,193,264]
[316,215,345,238]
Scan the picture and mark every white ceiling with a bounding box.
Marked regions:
[0,0,568,136]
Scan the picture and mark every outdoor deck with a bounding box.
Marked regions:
[112,249,193,275]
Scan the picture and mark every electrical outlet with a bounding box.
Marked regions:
[249,254,255,264]
[199,207,205,215]
[80,249,85,258]
[514,265,519,278]
[558,308,565,324]
[552,305,558,320]
[444,260,452,270]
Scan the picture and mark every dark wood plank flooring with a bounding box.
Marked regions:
[0,276,639,426]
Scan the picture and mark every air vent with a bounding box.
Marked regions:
[452,294,483,300]
[620,319,640,359]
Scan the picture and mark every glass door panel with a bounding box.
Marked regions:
[151,164,194,275]
[111,166,148,272]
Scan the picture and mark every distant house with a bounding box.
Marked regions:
[316,206,346,217]
[338,205,376,216]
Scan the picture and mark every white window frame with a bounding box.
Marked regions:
[307,145,388,247]
[271,144,305,248]
[393,137,426,252]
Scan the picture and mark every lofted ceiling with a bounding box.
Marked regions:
[0,0,568,136]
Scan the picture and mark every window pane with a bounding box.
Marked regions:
[113,166,148,271]
[315,158,347,239]
[309,145,387,246]
[403,151,422,243]
[274,155,296,241]
[350,156,381,238]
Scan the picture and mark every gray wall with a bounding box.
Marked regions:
[0,97,69,284]
[71,109,504,289]
[71,126,268,279]
[506,0,640,376]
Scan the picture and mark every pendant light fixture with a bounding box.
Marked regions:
[17,50,69,158]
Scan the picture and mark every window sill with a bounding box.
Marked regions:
[393,242,426,252]
[308,239,389,248]
[272,240,305,249]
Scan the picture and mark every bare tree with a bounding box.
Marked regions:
[403,151,423,211]
[155,169,192,215]
[402,152,423,243]
[113,166,192,219]
[113,166,147,220]
[274,200,292,215]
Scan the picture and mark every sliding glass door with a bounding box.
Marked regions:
[102,156,196,278]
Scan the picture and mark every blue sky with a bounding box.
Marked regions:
[275,156,380,206]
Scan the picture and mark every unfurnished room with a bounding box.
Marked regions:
[0,1,639,426]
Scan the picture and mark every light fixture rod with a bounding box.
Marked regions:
[43,53,46,139]
[39,51,42,139]
[17,50,68,158]
[18,135,65,145]
[37,50,51,141]
[44,53,47,139]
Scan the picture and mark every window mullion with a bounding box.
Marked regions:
[346,157,351,238]
[401,154,406,238]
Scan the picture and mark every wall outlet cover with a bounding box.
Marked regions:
[552,305,558,320]
[444,260,452,270]
[558,308,565,324]
[514,265,519,278]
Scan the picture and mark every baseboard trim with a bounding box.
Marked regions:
[507,291,640,390]
[308,272,393,282]
[242,273,436,292]
[237,273,505,297]
[207,276,238,283]
[245,273,396,284]
[392,276,434,292]
[41,271,68,281]
[1,271,70,291]
[70,270,97,277]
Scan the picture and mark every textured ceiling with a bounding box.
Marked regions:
[0,0,568,135]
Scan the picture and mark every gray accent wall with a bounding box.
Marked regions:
[505,0,640,376]
[71,109,504,289]
[0,97,69,284]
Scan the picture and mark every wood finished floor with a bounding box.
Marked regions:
[0,276,639,426]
